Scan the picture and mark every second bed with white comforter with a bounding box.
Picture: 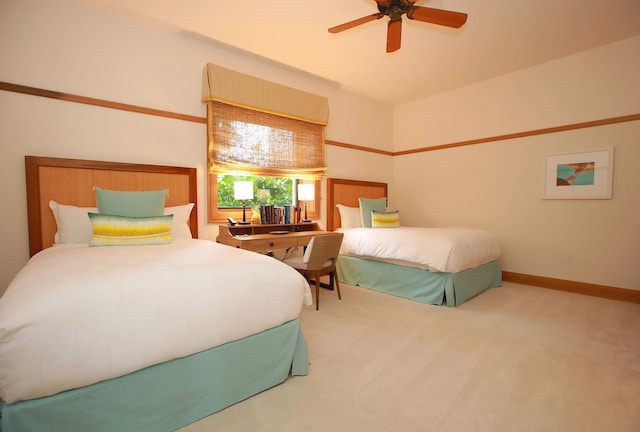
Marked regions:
[339,226,501,273]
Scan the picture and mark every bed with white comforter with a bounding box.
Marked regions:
[339,226,500,273]
[326,178,501,307]
[337,226,502,306]
[0,239,311,428]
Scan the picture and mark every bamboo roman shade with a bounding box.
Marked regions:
[207,100,326,178]
[203,64,328,179]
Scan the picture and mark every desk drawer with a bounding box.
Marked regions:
[244,237,298,250]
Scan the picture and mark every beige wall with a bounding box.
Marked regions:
[393,36,640,290]
[0,0,393,294]
[2,0,637,295]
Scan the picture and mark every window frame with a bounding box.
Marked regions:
[206,100,325,224]
[208,174,320,223]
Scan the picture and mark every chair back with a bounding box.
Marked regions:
[302,232,344,270]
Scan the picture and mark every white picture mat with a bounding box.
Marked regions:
[543,148,614,199]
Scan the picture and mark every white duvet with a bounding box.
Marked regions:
[0,239,312,404]
[338,227,500,273]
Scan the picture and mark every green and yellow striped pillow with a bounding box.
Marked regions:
[88,213,173,246]
[371,210,400,228]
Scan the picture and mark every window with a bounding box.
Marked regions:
[208,173,319,222]
[218,175,294,208]
[206,101,322,222]
[202,64,328,223]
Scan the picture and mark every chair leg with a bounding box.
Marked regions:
[333,271,342,300]
[315,274,320,311]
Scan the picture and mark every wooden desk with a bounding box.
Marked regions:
[217,222,336,291]
[217,222,324,252]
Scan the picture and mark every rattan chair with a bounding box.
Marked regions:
[284,232,344,310]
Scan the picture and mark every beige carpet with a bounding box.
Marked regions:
[181,282,640,432]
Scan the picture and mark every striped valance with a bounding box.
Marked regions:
[202,63,329,125]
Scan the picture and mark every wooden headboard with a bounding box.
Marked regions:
[25,156,198,256]
[326,178,388,232]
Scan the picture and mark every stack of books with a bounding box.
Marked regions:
[254,205,303,224]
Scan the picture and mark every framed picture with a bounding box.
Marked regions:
[543,147,614,199]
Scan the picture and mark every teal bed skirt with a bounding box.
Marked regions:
[337,256,502,307]
[0,318,308,432]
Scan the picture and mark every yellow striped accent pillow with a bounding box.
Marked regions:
[371,210,400,228]
[88,213,173,246]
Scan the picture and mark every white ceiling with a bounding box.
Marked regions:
[83,0,640,106]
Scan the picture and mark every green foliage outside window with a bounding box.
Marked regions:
[218,175,293,208]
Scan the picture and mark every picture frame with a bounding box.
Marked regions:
[543,147,614,199]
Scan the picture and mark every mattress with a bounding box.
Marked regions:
[0,239,312,404]
[338,226,500,272]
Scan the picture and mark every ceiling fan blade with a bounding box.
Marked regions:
[328,13,383,34]
[408,6,468,28]
[386,19,402,53]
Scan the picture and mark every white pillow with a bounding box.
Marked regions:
[50,201,195,243]
[336,204,362,229]
[164,203,195,240]
[49,201,97,244]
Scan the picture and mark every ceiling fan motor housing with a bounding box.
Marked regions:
[378,0,415,21]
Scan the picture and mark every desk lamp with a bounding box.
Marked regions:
[234,181,253,224]
[298,183,315,223]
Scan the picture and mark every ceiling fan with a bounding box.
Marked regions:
[328,0,467,53]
